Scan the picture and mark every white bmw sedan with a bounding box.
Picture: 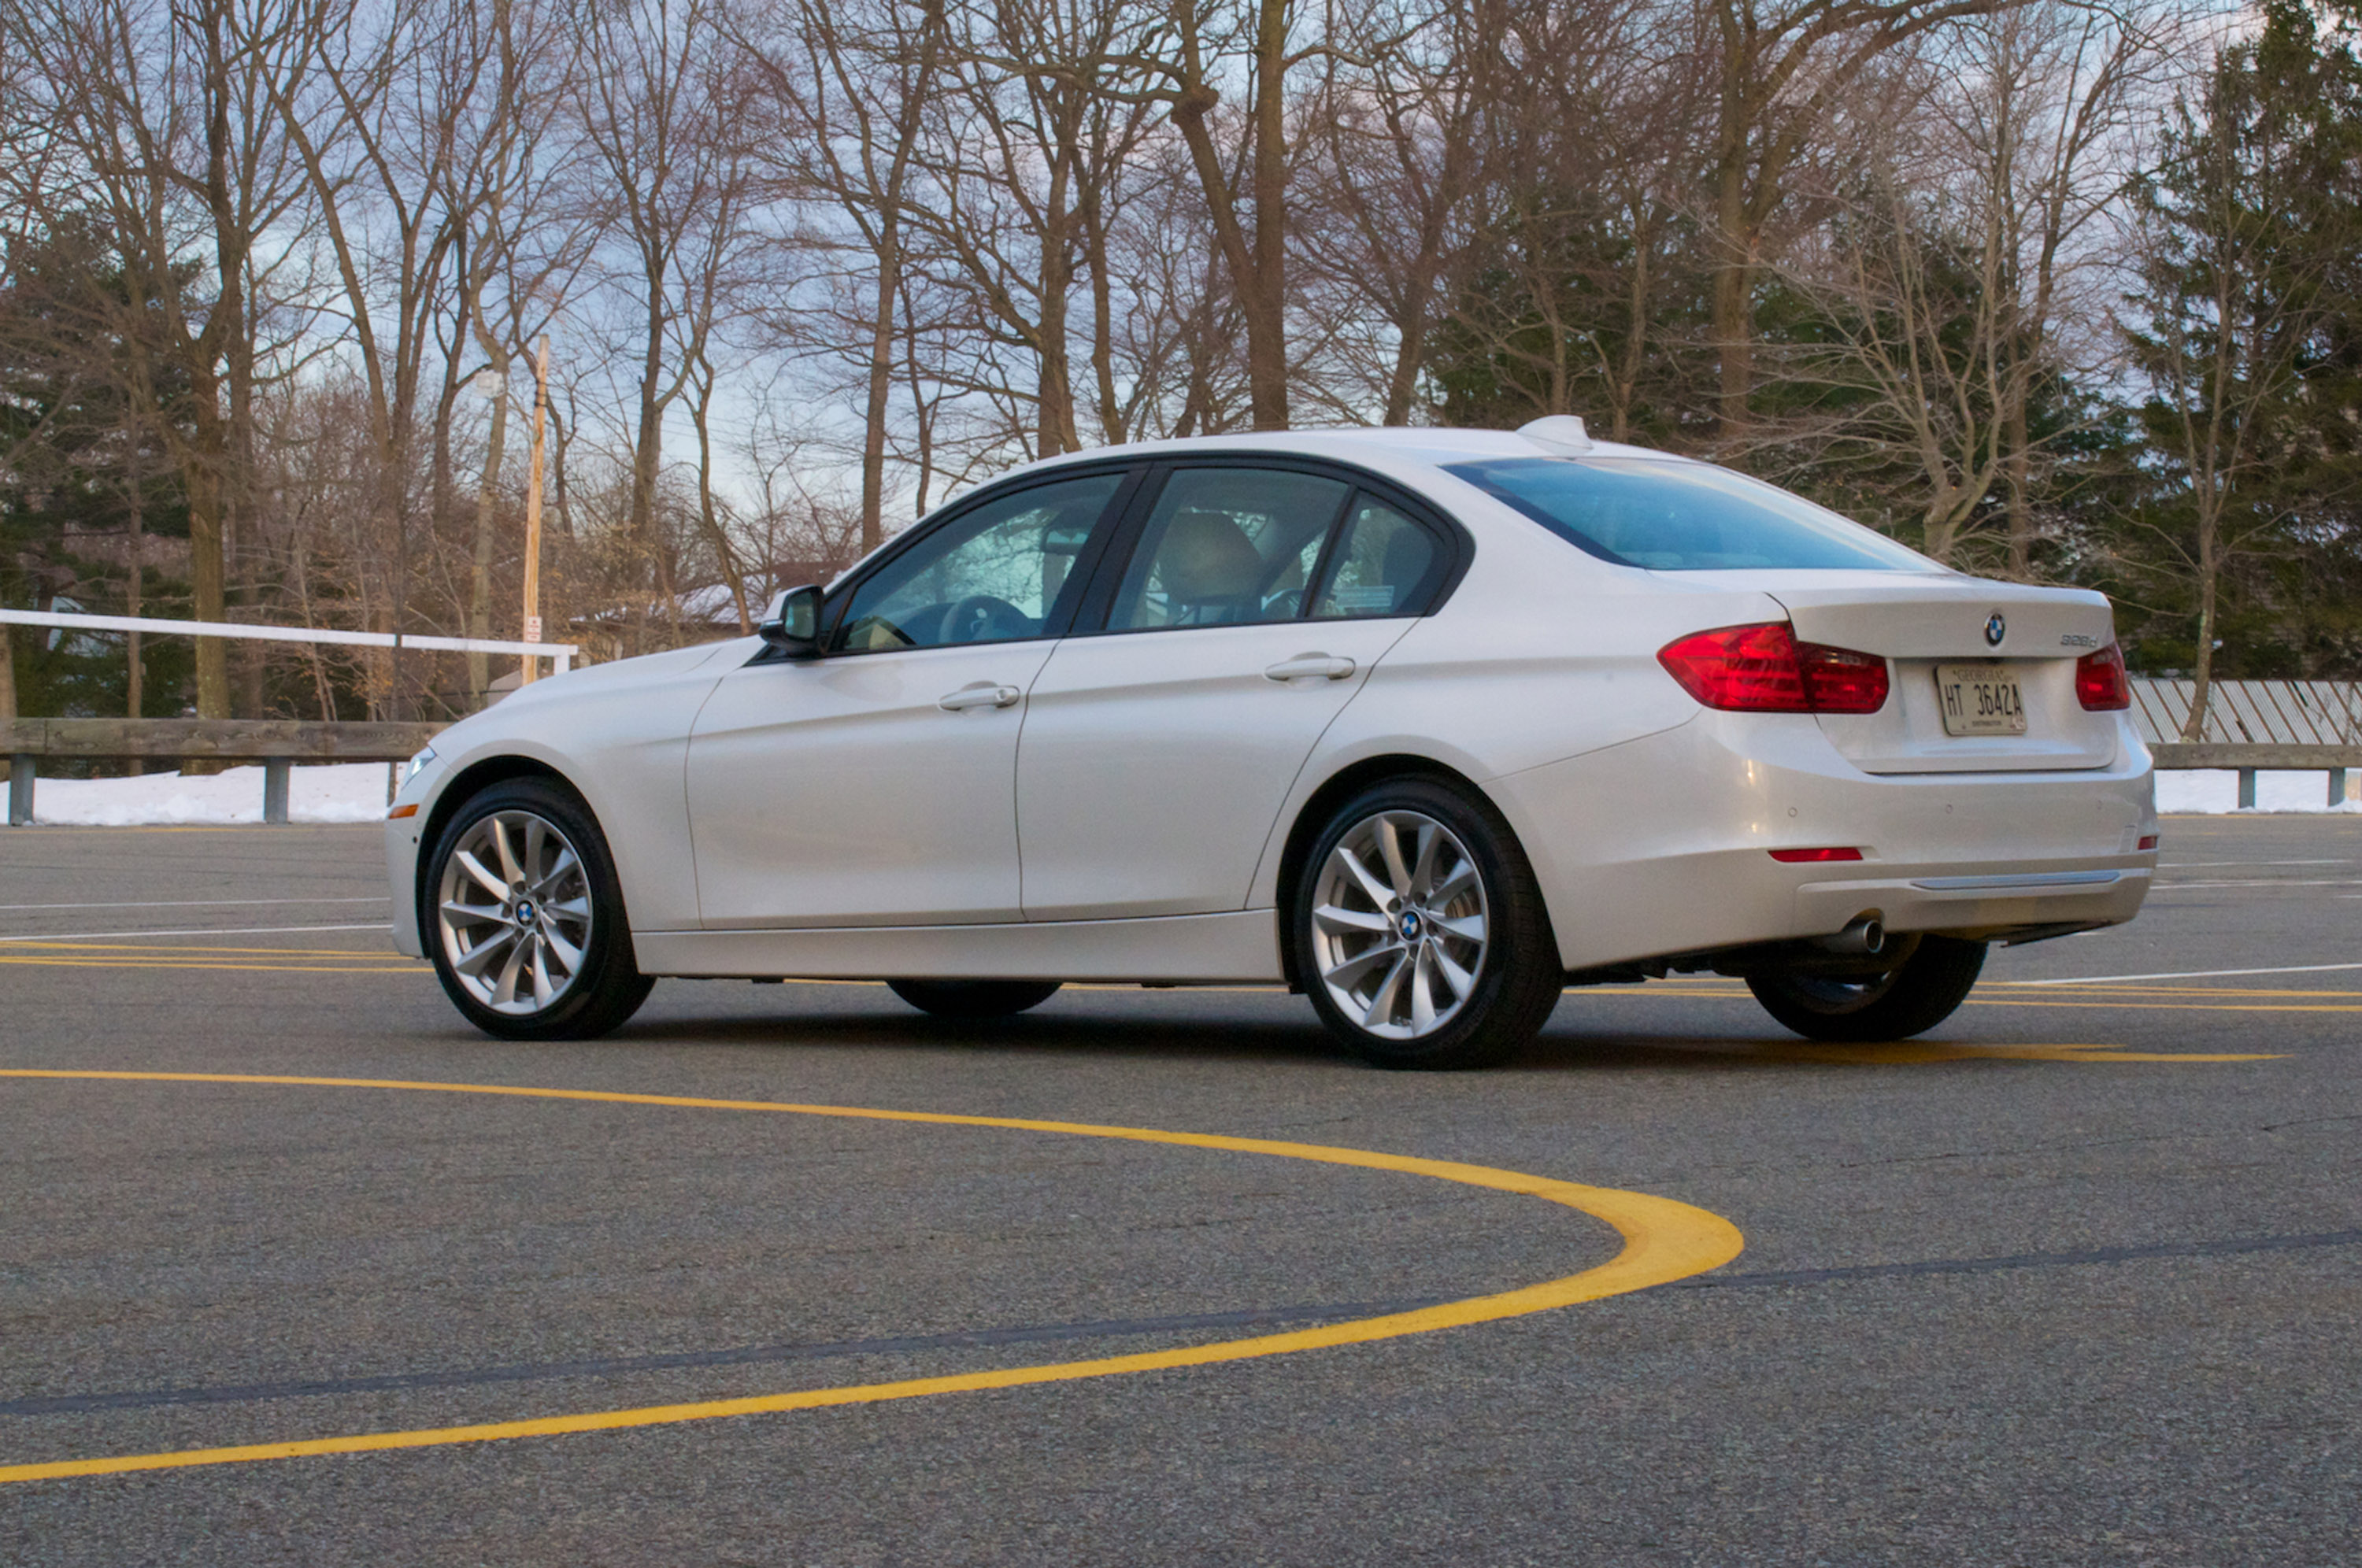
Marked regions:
[387,420,2155,1068]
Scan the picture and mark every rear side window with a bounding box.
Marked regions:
[1312,499,1442,619]
[1446,457,1938,572]
[1107,468,1351,630]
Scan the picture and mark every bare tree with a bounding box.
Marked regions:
[3,0,314,718]
[738,0,946,553]
[1774,6,2173,568]
[1702,0,2013,442]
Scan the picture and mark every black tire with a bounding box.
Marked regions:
[423,777,654,1041]
[1292,777,1560,1070]
[1746,935,1987,1042]
[888,978,1063,1019]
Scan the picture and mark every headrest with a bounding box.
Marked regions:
[1157,509,1264,601]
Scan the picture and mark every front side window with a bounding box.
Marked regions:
[1446,457,1939,572]
[1106,468,1351,631]
[831,473,1122,653]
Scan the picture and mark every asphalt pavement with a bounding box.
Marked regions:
[0,816,2355,1565]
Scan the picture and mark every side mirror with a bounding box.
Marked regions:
[757,584,824,658]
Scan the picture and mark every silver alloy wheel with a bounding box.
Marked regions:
[435,809,594,1015]
[1309,809,1489,1039]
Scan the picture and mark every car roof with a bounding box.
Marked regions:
[1014,426,1700,487]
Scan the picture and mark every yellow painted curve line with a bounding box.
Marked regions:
[0,1070,1745,1485]
[0,957,417,974]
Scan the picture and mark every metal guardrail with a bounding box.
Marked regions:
[3,719,443,826]
[2131,681,2362,806]
[2129,679,2362,747]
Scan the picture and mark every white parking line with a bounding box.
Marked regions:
[2020,962,2362,986]
[0,923,394,945]
[2159,860,2353,868]
[2152,878,2362,889]
[0,897,387,912]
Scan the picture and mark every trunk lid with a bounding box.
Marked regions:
[1754,575,2121,774]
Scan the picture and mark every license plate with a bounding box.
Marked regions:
[1934,664,2027,736]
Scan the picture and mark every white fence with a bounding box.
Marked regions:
[0,607,577,673]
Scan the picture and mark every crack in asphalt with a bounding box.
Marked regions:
[11,1229,2360,1420]
[0,1298,1449,1418]
[1679,1227,2362,1290]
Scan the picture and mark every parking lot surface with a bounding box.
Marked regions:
[1,818,2356,1565]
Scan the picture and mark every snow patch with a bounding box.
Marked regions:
[2,762,397,826]
[2155,768,2362,815]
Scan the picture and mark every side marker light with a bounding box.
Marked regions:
[1769,847,1864,863]
[387,804,419,819]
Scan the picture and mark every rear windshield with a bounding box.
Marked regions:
[1445,456,1938,572]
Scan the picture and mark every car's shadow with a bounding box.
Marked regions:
[531,995,2001,1077]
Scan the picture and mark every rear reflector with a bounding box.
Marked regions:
[1768,847,1864,863]
[1657,623,1890,714]
[2138,834,2159,851]
[2075,643,2131,711]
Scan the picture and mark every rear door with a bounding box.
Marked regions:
[1764,577,2123,773]
[1015,465,1460,921]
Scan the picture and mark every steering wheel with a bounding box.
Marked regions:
[936,594,1031,645]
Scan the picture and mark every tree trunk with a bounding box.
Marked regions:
[1084,188,1125,444]
[1712,161,1755,440]
[1382,309,1425,427]
[1244,0,1290,430]
[2003,398,2033,577]
[859,225,899,555]
[2182,512,2220,741]
[468,371,509,704]
[182,400,232,721]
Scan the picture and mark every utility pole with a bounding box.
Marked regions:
[520,335,550,685]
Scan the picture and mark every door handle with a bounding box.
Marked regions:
[1264,654,1357,682]
[939,682,1022,712]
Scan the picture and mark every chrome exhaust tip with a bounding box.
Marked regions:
[1813,917,1886,956]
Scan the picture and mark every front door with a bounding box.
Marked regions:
[687,471,1125,928]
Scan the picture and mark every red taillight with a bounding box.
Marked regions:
[1800,642,1890,714]
[1657,623,1889,715]
[1768,847,1864,863]
[2075,643,2131,711]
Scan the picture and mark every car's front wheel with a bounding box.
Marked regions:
[425,777,653,1041]
[1746,935,1986,1042]
[1294,778,1561,1070]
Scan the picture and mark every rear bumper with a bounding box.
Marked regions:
[1488,711,2155,971]
[1791,865,2147,942]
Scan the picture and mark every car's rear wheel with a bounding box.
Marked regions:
[888,979,1062,1019]
[1294,778,1560,1070]
[1746,935,1986,1042]
[426,778,653,1041]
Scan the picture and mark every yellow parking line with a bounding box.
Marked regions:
[0,941,400,956]
[0,956,420,974]
[0,1070,1744,1485]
